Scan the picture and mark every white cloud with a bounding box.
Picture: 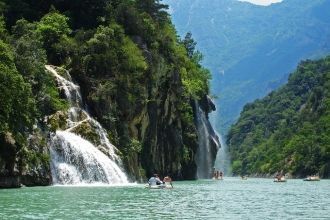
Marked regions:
[238,0,283,6]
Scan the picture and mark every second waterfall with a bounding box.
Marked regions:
[45,65,128,185]
[194,100,220,179]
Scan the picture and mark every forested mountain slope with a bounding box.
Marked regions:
[228,56,330,178]
[165,0,330,132]
[0,0,217,187]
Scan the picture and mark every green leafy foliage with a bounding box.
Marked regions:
[37,12,71,64]
[135,0,169,22]
[0,16,8,40]
[228,57,330,177]
[176,34,211,98]
[1,0,212,180]
[12,18,68,116]
[0,40,36,135]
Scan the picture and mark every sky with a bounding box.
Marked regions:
[238,0,283,6]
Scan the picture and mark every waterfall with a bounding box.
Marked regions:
[209,110,232,177]
[215,134,231,176]
[45,65,128,185]
[194,101,220,179]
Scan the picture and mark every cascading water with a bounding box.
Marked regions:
[195,101,220,179]
[209,111,232,177]
[45,65,128,185]
[215,134,231,176]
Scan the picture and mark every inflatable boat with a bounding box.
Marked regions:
[145,183,173,189]
[303,176,320,181]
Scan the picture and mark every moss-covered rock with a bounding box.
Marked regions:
[0,129,51,188]
[46,111,68,132]
[71,121,100,146]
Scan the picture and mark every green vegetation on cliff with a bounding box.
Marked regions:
[0,0,212,183]
[228,56,330,178]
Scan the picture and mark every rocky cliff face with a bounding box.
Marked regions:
[77,62,219,181]
[0,130,51,188]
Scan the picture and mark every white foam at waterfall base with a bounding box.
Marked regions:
[51,131,128,185]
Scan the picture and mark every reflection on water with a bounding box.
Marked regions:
[0,178,329,219]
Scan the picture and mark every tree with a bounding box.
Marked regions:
[36,11,71,64]
[135,0,169,22]
[0,16,8,41]
[12,19,46,89]
[182,32,197,58]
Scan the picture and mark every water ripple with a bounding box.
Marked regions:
[0,178,329,219]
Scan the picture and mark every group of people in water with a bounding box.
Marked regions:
[275,173,285,181]
[212,168,224,180]
[148,172,321,186]
[147,170,226,188]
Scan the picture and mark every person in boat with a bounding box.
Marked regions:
[219,171,223,180]
[163,175,173,188]
[304,175,320,181]
[275,173,286,181]
[148,174,163,186]
[241,175,247,180]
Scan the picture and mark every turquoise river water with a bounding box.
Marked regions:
[0,178,329,219]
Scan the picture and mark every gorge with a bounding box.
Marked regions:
[1,1,330,219]
[165,0,330,133]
